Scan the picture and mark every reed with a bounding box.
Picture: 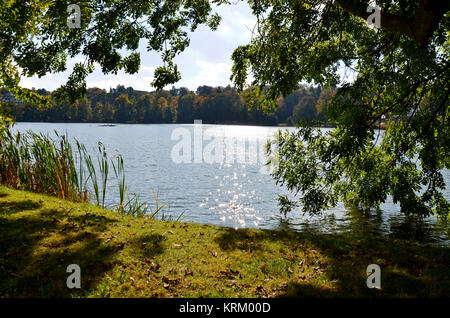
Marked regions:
[0,124,170,219]
[0,126,84,201]
[112,154,126,213]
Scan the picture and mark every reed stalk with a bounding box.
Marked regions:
[0,124,171,220]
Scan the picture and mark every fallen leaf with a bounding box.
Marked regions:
[142,260,160,272]
[162,276,179,286]
[115,243,125,250]
[256,285,268,297]
[219,269,242,279]
[226,281,237,288]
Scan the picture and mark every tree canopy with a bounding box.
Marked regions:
[230,0,449,217]
[0,0,227,105]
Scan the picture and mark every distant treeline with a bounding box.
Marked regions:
[2,85,336,126]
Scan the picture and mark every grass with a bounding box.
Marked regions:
[0,185,449,298]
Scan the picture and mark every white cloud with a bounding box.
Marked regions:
[216,23,233,38]
[177,60,232,90]
[87,75,154,91]
[216,5,257,42]
[87,65,156,91]
[20,64,157,91]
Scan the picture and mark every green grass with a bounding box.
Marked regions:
[0,185,449,298]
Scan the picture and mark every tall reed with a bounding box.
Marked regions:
[112,154,126,212]
[0,124,170,219]
[0,126,86,201]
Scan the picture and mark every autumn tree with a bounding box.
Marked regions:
[291,96,317,124]
[177,94,196,123]
[156,97,168,123]
[139,94,156,124]
[114,94,133,122]
[315,89,336,122]
[76,98,92,122]
[91,102,102,122]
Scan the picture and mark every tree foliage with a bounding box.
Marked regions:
[231,0,449,217]
[0,0,227,106]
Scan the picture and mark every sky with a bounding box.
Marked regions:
[20,2,257,93]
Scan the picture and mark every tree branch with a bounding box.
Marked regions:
[335,0,449,47]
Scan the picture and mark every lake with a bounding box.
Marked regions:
[13,122,450,245]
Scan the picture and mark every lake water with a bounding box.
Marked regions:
[13,122,450,245]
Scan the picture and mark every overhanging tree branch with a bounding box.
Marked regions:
[335,0,449,47]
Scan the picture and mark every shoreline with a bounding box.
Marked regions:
[12,120,386,130]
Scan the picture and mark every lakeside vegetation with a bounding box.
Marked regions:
[0,123,168,219]
[1,185,449,297]
[1,85,336,126]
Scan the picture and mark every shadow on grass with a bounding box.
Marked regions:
[0,201,126,297]
[214,213,450,297]
[131,234,166,259]
[0,200,42,215]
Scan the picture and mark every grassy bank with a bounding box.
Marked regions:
[0,185,449,298]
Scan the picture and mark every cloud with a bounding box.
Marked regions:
[87,65,156,91]
[20,64,157,92]
[216,5,257,42]
[216,23,233,38]
[177,60,232,90]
